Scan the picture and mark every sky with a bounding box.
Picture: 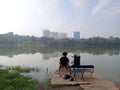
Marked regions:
[0,0,120,38]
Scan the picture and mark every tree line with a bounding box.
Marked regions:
[0,32,120,48]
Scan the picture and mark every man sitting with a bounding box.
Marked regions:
[58,52,70,74]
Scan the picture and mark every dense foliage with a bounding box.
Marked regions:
[0,32,120,48]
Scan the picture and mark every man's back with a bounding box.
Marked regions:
[60,57,69,67]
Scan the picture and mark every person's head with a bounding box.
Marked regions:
[74,55,77,58]
[63,52,67,56]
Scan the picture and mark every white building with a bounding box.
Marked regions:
[50,32,58,38]
[43,30,50,37]
[58,33,67,39]
[43,30,67,39]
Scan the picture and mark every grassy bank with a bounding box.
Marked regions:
[0,69,39,90]
[0,66,83,90]
[0,66,58,90]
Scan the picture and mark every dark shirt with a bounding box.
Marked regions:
[60,56,69,67]
[74,56,80,66]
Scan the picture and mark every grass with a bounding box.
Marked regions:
[0,67,84,90]
[0,66,58,90]
[7,66,40,73]
[0,69,39,90]
[0,65,59,90]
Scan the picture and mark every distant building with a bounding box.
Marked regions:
[58,33,67,39]
[50,32,58,38]
[43,30,67,39]
[74,31,80,39]
[43,30,50,37]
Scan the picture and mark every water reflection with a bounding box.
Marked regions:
[43,52,61,60]
[0,46,120,58]
[22,70,51,82]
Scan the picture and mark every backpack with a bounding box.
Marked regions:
[64,74,71,79]
[63,74,74,81]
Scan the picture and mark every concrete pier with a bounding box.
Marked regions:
[51,70,119,90]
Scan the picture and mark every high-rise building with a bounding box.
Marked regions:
[43,30,50,37]
[58,33,67,39]
[50,32,58,38]
[43,30,67,39]
[74,31,80,39]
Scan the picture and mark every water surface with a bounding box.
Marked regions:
[0,47,120,87]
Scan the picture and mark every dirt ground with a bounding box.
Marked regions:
[35,85,84,90]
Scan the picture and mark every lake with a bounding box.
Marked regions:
[0,47,120,87]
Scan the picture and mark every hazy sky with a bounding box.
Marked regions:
[0,0,120,38]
